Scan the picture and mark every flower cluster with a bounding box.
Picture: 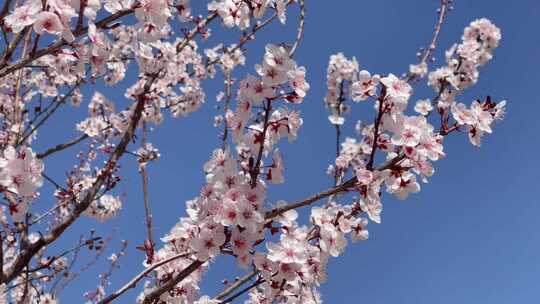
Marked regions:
[0,146,43,199]
[140,17,507,304]
[5,0,76,42]
[136,143,161,170]
[144,45,308,302]
[324,20,505,229]
[451,97,506,146]
[428,18,502,102]
[324,53,379,125]
[0,0,509,301]
[244,201,369,302]
[226,44,308,155]
[209,0,288,30]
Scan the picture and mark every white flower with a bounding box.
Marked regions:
[264,44,295,72]
[351,70,379,101]
[0,146,44,198]
[288,66,310,99]
[195,295,218,304]
[274,200,298,227]
[320,227,347,257]
[414,99,434,116]
[409,62,428,78]
[267,149,284,184]
[83,194,122,221]
[380,73,412,103]
[328,114,345,125]
[190,226,226,261]
[385,171,420,200]
[33,11,64,35]
[4,1,40,33]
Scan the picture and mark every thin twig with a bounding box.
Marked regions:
[36,134,90,159]
[288,0,305,57]
[98,252,190,304]
[219,278,264,304]
[139,121,155,282]
[221,71,233,149]
[214,271,258,301]
[264,153,406,220]
[405,0,449,82]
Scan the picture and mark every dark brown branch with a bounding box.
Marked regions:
[36,134,89,159]
[219,278,264,304]
[366,86,387,170]
[176,12,218,53]
[98,252,190,304]
[265,153,406,220]
[250,99,272,187]
[214,271,258,301]
[0,27,29,67]
[140,260,205,304]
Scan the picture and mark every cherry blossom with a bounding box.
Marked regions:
[414,99,434,116]
[33,12,64,36]
[0,146,43,198]
[351,70,380,101]
[4,0,41,33]
[83,194,123,222]
[0,1,508,302]
[380,73,412,105]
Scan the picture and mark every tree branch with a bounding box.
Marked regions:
[140,259,205,304]
[214,271,258,301]
[98,252,190,304]
[36,134,90,159]
[405,0,449,82]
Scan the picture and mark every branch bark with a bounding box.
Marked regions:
[140,260,205,304]
[98,252,190,304]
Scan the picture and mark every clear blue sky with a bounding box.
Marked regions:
[32,0,540,302]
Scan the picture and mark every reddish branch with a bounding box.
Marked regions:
[405,0,450,82]
[367,86,387,170]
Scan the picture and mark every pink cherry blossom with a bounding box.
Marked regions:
[0,146,43,198]
[33,11,64,36]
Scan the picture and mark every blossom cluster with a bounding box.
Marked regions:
[209,0,289,30]
[140,44,308,303]
[324,53,380,125]
[325,19,505,226]
[428,18,504,145]
[0,0,509,301]
[0,0,303,301]
[137,17,508,304]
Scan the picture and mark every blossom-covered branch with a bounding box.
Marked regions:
[0,0,506,303]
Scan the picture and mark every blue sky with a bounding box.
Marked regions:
[29,0,540,303]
